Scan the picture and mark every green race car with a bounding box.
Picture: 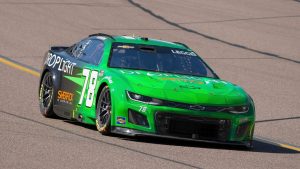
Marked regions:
[39,33,255,148]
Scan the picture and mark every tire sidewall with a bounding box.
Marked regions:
[96,86,111,134]
[39,72,54,117]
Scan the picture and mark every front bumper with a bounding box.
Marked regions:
[111,98,255,145]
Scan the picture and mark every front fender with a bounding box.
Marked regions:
[94,72,133,126]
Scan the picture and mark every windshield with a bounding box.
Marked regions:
[109,43,217,78]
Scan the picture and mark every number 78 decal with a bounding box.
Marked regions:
[79,69,98,107]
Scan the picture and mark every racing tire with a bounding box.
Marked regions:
[96,86,112,135]
[39,72,55,117]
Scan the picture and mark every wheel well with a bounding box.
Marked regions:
[96,83,108,109]
[40,69,49,80]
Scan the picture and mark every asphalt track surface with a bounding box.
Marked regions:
[0,0,299,168]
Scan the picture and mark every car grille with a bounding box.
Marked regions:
[155,112,231,141]
[161,100,229,112]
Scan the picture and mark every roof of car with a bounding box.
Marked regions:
[89,33,189,50]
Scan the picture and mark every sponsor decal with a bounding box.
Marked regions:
[57,90,74,104]
[119,70,208,82]
[179,85,201,90]
[119,70,202,80]
[160,77,204,85]
[139,106,147,113]
[76,40,91,58]
[98,70,105,77]
[117,45,134,49]
[44,53,76,75]
[171,49,197,56]
[116,116,126,124]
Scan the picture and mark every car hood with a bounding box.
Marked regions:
[112,69,248,105]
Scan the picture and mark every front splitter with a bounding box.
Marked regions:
[111,126,252,149]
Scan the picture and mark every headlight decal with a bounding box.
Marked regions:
[218,105,249,114]
[126,91,162,105]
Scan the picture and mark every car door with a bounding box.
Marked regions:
[55,38,105,120]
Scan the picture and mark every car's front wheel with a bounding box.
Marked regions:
[96,86,112,135]
[39,72,55,117]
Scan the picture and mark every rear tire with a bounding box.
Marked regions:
[39,72,55,117]
[96,86,112,135]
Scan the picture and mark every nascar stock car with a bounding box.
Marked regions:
[39,33,255,148]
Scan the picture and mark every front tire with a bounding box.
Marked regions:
[39,72,55,117]
[96,86,112,135]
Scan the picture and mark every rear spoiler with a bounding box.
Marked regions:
[50,46,68,52]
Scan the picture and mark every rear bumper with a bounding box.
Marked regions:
[111,126,252,148]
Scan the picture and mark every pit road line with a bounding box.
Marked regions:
[1,54,299,152]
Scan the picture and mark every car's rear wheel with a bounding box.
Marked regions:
[96,86,112,135]
[39,72,55,117]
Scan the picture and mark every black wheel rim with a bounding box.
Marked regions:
[40,73,53,108]
[98,89,111,127]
